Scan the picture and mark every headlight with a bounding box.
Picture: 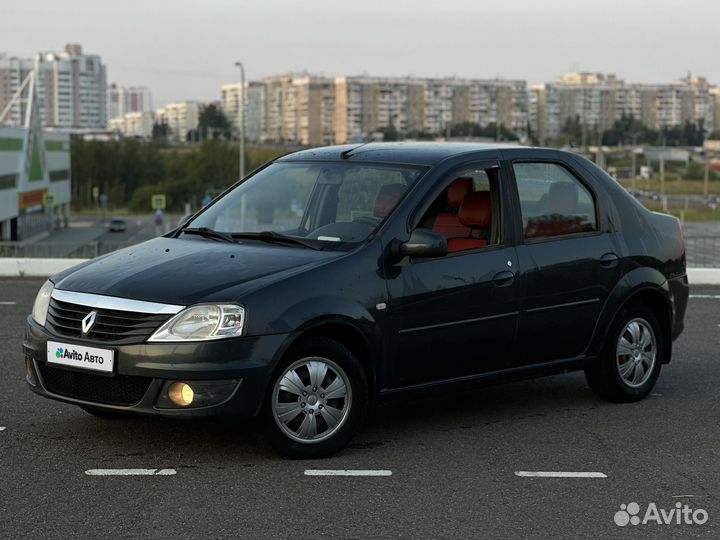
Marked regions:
[148,304,245,342]
[32,280,54,326]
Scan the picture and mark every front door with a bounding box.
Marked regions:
[384,163,520,388]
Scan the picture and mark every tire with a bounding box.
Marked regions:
[263,337,368,459]
[80,405,132,419]
[585,305,663,403]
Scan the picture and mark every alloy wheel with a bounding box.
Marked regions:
[616,318,657,388]
[271,357,352,444]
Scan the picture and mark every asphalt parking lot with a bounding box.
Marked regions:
[1,279,718,539]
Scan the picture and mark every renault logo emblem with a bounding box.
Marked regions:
[81,311,97,334]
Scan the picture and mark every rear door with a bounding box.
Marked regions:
[508,156,622,365]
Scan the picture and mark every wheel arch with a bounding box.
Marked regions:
[269,317,381,402]
[591,270,673,364]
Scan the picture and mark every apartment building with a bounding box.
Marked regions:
[0,44,107,130]
[290,77,336,146]
[531,72,717,144]
[263,75,293,143]
[712,87,720,135]
[221,81,266,142]
[155,101,200,142]
[108,111,154,138]
[0,55,34,126]
[107,84,152,121]
[334,76,425,143]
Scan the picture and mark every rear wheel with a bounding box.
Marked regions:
[585,305,663,402]
[263,337,368,459]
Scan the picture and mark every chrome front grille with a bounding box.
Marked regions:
[46,297,172,344]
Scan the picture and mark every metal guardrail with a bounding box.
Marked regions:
[0,241,135,259]
[685,236,720,268]
[1,237,720,267]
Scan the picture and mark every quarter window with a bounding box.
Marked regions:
[513,162,597,239]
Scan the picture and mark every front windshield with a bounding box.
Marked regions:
[188,161,425,247]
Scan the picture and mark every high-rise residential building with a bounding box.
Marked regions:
[36,44,107,130]
[334,76,527,143]
[1,44,107,130]
[221,82,266,142]
[530,72,716,144]
[263,75,294,143]
[334,76,425,143]
[290,76,336,146]
[0,54,35,126]
[711,87,720,136]
[108,111,154,138]
[155,101,200,142]
[107,84,152,121]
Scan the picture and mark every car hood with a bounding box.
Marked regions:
[52,237,344,306]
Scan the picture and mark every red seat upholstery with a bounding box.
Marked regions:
[524,182,584,238]
[373,184,407,218]
[447,191,491,253]
[432,178,473,240]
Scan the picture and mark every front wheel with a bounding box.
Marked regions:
[263,338,368,459]
[585,305,663,403]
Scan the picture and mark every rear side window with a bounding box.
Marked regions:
[512,162,597,239]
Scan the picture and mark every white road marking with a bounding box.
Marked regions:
[515,471,607,478]
[304,469,392,477]
[689,294,720,299]
[0,427,6,431]
[85,468,176,476]
[0,301,15,305]
[672,494,698,498]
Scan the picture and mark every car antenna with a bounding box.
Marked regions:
[341,141,372,160]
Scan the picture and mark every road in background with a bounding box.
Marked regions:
[1,281,718,538]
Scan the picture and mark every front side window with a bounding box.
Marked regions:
[418,167,500,253]
[513,162,597,239]
[188,162,425,248]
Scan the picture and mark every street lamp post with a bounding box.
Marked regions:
[234,61,245,180]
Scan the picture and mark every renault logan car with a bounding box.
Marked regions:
[23,143,688,458]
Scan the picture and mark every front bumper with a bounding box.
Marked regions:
[23,316,296,418]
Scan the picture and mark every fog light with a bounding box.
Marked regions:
[25,357,37,386]
[155,379,241,409]
[168,382,194,407]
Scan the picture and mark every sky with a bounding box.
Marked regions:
[2,0,719,108]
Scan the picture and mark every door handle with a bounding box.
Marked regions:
[492,270,515,287]
[599,252,619,268]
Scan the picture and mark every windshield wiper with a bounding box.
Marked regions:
[229,231,322,250]
[181,227,238,243]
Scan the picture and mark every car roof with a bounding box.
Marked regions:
[277,142,529,166]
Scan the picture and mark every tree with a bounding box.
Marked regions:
[449,121,518,141]
[379,123,399,142]
[601,114,658,146]
[152,121,170,141]
[198,104,232,141]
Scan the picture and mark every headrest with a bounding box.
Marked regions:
[447,178,473,207]
[547,182,578,215]
[373,184,406,218]
[458,191,491,228]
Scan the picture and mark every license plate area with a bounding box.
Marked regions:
[47,340,115,374]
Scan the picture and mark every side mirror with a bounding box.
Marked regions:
[178,213,194,227]
[400,228,448,259]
